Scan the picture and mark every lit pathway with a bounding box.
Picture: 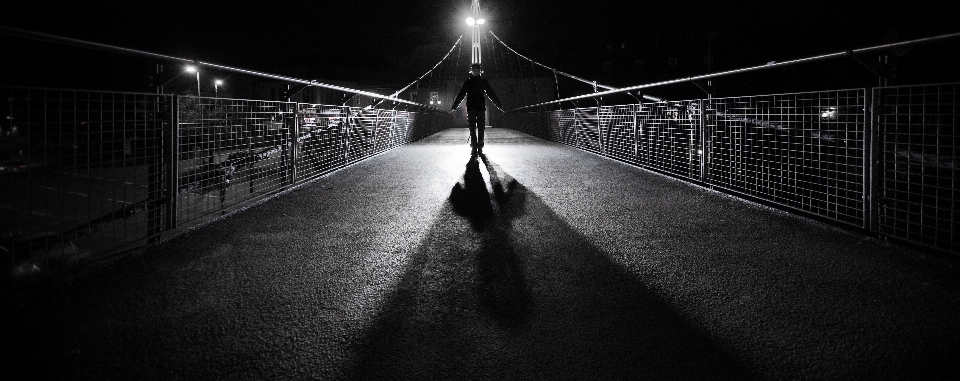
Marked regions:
[5,128,959,380]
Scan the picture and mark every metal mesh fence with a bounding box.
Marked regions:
[637,100,704,181]
[598,105,638,166]
[548,108,601,153]
[1,87,451,287]
[503,84,957,255]
[1,88,170,282]
[176,97,296,226]
[875,83,959,253]
[3,82,954,286]
[345,108,379,165]
[706,89,867,224]
[297,105,349,181]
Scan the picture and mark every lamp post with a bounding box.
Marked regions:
[214,79,223,97]
[466,0,485,65]
[466,1,487,125]
[185,65,200,96]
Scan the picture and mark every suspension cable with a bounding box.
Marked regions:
[530,58,540,104]
[488,30,618,91]
[0,26,439,110]
[512,31,960,112]
[387,35,463,98]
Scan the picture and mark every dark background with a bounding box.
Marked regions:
[2,0,958,99]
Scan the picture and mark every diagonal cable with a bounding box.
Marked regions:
[368,35,463,108]
[389,35,463,98]
[488,30,617,91]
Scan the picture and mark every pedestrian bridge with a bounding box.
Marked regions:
[5,127,959,380]
[1,25,959,380]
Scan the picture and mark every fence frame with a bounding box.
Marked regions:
[0,88,450,287]
[505,82,958,256]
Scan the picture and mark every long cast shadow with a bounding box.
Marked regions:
[450,153,529,328]
[350,152,753,380]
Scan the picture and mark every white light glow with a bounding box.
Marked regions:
[466,17,475,26]
[215,79,223,85]
[477,19,485,25]
[185,65,197,73]
[820,107,838,120]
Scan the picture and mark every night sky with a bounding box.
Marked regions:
[2,0,958,96]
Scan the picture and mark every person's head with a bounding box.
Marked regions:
[470,63,482,76]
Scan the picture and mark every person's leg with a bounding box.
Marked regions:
[467,113,479,148]
[476,112,486,149]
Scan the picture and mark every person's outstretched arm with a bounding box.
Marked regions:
[484,80,504,110]
[452,82,468,111]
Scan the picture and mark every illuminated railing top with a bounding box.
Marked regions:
[509,32,960,112]
[0,26,440,111]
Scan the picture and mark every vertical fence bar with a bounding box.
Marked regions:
[700,98,708,183]
[866,88,878,232]
[167,95,179,230]
[632,104,639,161]
[342,108,351,167]
[289,103,300,187]
[147,95,164,242]
[373,108,381,151]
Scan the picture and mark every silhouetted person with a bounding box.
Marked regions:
[452,63,503,153]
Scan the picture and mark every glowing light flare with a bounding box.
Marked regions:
[466,17,485,26]
[184,65,197,73]
[820,107,838,120]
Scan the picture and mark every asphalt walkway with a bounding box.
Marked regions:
[4,128,959,380]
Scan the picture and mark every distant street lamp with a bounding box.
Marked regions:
[214,79,223,97]
[185,65,200,96]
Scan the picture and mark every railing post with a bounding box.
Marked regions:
[342,107,352,167]
[167,94,179,230]
[373,108,381,152]
[866,87,881,233]
[289,102,300,186]
[700,98,708,184]
[633,103,639,162]
[148,94,171,242]
[595,91,603,153]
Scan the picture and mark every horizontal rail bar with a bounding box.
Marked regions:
[511,32,960,111]
[0,26,438,110]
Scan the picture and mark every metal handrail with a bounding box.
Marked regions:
[510,32,960,111]
[0,26,436,110]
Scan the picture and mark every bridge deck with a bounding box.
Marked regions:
[5,128,959,380]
